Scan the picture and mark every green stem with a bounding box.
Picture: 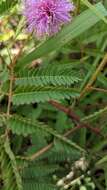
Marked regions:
[81,106,107,122]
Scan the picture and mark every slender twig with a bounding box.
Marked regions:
[6,45,25,137]
[22,123,100,161]
[24,143,53,161]
[7,47,23,116]
[7,66,14,116]
[49,100,102,136]
[87,53,107,86]
[82,105,107,122]
[80,53,107,98]
[87,86,107,93]
[20,121,101,161]
[75,0,80,15]
[49,100,80,123]
[20,125,82,161]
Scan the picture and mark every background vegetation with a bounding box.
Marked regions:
[0,0,107,189]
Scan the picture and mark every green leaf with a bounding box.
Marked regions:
[12,86,79,105]
[0,0,17,15]
[15,63,81,87]
[81,0,107,24]
[0,136,23,190]
[6,115,85,153]
[23,182,57,190]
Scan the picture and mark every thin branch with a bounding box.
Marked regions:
[49,100,102,136]
[49,100,80,123]
[7,66,14,116]
[87,86,107,93]
[80,53,107,98]
[25,143,53,161]
[7,47,23,116]
[6,45,25,137]
[20,121,102,161]
[75,0,80,15]
[20,125,82,161]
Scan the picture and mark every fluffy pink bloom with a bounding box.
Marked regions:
[23,0,75,38]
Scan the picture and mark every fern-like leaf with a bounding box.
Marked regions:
[22,164,60,178]
[12,86,79,105]
[23,182,57,190]
[15,63,81,87]
[15,75,81,87]
[7,115,50,136]
[6,115,85,152]
[0,136,23,190]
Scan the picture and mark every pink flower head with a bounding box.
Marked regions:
[23,0,75,38]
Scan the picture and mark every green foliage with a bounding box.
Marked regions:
[22,163,59,190]
[13,63,81,104]
[23,182,57,190]
[15,63,81,87]
[0,0,18,14]
[6,114,84,152]
[0,136,22,190]
[12,86,79,105]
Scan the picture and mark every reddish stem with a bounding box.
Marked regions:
[49,100,102,137]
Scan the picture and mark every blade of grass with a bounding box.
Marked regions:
[17,3,107,68]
